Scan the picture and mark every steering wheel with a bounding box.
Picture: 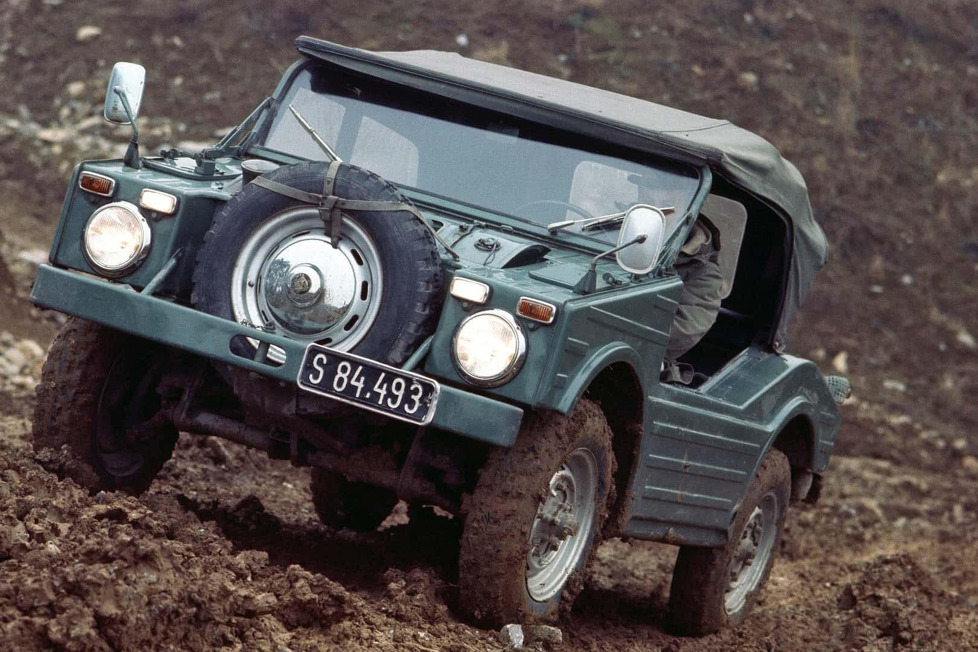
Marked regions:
[515,200,594,220]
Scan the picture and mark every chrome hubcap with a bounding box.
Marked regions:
[526,448,598,602]
[264,240,355,333]
[725,490,779,615]
[231,208,383,362]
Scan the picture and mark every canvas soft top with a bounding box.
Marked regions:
[294,37,828,348]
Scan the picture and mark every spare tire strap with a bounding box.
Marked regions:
[323,161,343,245]
[252,173,460,260]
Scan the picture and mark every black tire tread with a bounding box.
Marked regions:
[191,162,442,371]
[457,398,616,627]
[667,448,791,636]
[309,468,399,532]
[32,318,177,495]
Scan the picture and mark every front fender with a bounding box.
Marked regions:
[552,343,645,415]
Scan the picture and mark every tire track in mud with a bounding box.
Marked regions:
[2,408,977,650]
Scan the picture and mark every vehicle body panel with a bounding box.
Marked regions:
[624,350,840,545]
[30,264,523,447]
[32,39,844,550]
[50,160,237,296]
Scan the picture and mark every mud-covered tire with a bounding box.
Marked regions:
[192,161,442,373]
[310,468,398,531]
[32,318,178,495]
[457,398,616,627]
[668,448,791,636]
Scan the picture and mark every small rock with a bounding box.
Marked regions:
[43,541,61,557]
[524,625,563,646]
[65,81,86,98]
[10,375,36,389]
[16,339,46,361]
[952,438,968,453]
[957,329,976,349]
[498,623,524,648]
[961,456,978,475]
[253,592,279,615]
[870,284,885,293]
[691,64,705,76]
[455,33,469,48]
[883,379,907,392]
[952,504,966,525]
[0,348,28,375]
[205,438,231,466]
[831,351,849,375]
[738,71,759,90]
[75,25,102,42]
[35,127,72,143]
[901,274,914,286]
[17,249,49,266]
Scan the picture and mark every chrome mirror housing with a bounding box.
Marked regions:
[616,204,665,274]
[103,62,145,124]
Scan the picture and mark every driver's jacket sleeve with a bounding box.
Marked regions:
[665,248,724,361]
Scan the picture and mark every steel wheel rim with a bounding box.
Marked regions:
[724,490,780,615]
[231,207,383,362]
[526,447,598,602]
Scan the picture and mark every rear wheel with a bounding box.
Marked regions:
[667,448,790,635]
[32,318,178,495]
[310,468,398,531]
[457,399,615,626]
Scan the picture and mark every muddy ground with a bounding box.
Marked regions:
[1,0,977,649]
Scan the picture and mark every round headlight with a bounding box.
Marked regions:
[452,309,527,387]
[83,201,151,276]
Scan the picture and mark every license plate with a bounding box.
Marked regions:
[297,344,439,425]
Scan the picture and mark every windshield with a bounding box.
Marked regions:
[260,65,702,243]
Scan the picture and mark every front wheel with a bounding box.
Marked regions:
[32,318,178,495]
[667,448,791,636]
[457,398,616,627]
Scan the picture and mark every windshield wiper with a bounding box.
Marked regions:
[288,104,343,162]
[547,205,674,233]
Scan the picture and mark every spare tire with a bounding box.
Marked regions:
[192,161,443,383]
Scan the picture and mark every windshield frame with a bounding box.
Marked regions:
[246,59,710,255]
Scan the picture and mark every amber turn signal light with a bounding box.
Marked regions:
[78,172,115,197]
[516,297,556,324]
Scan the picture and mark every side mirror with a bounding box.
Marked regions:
[616,204,665,274]
[103,62,145,124]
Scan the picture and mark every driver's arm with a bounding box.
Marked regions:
[665,249,723,361]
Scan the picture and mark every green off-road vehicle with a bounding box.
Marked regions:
[31,37,848,634]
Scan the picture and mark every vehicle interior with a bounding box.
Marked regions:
[674,177,791,387]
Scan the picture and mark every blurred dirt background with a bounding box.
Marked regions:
[1,0,977,649]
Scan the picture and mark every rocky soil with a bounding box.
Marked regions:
[1,0,977,649]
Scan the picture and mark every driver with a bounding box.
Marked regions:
[627,174,724,384]
[661,215,723,384]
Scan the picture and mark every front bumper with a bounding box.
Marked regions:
[31,264,523,446]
